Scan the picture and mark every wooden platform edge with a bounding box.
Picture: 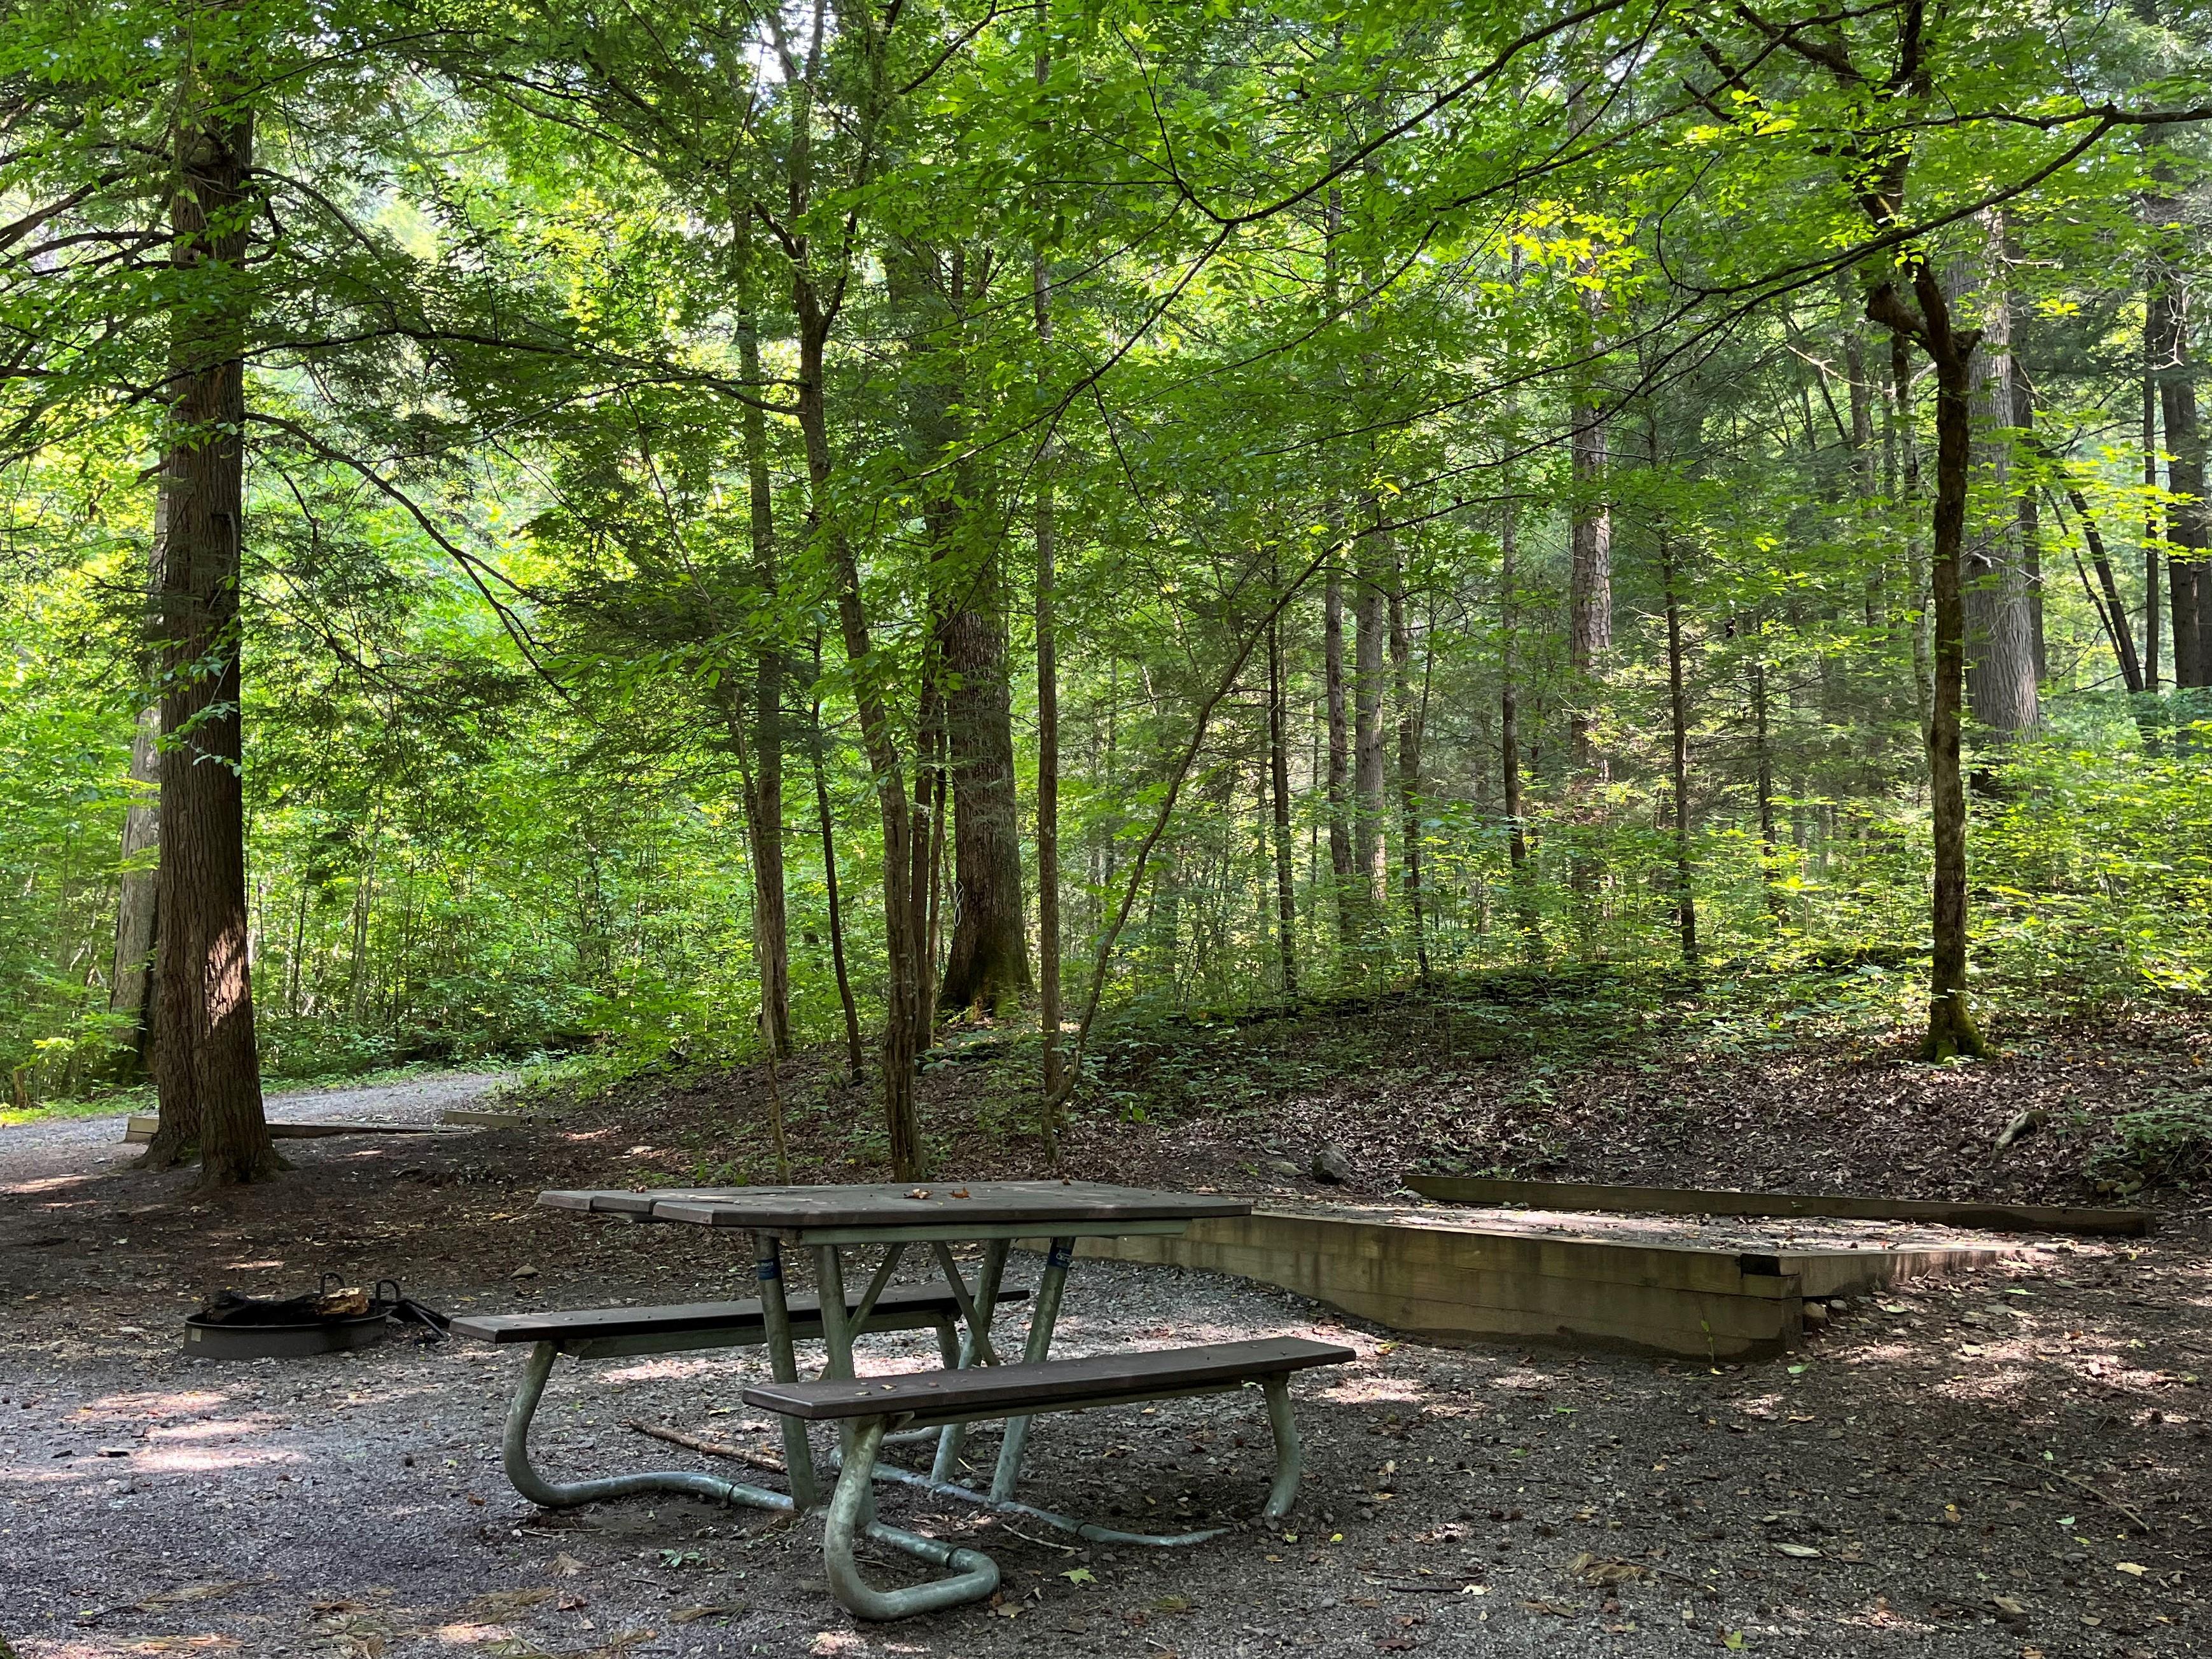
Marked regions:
[1021,1207,2011,1362]
[123,1114,451,1144]
[1403,1174,2150,1237]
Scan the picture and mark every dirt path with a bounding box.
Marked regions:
[0,1070,510,1190]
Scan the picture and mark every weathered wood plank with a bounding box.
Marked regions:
[1405,1175,2148,1237]
[744,1336,1353,1421]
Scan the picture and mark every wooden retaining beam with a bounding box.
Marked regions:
[1404,1175,2149,1237]
[1047,1204,2017,1361]
[122,1114,450,1144]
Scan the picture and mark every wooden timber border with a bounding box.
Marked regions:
[1404,1175,2149,1237]
[1040,1205,2018,1361]
[122,1114,451,1144]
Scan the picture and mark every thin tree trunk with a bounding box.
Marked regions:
[1660,538,1698,969]
[2146,113,2206,687]
[735,285,790,1056]
[1388,553,1428,978]
[1499,501,1540,959]
[144,87,274,1183]
[1868,260,1989,1062]
[1353,512,1389,927]
[807,667,864,1085]
[108,702,162,1080]
[2144,351,2163,691]
[1892,335,1934,742]
[1033,188,1063,1151]
[1323,566,1354,945]
[1953,225,2039,749]
[1267,591,1298,1001]
[1748,630,1785,924]
[2009,334,2049,684]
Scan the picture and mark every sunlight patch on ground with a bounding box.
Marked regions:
[4,1174,95,1195]
[132,1442,308,1475]
[84,1389,231,1417]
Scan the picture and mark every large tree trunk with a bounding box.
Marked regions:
[936,554,1032,1018]
[1952,228,2039,749]
[108,702,162,1080]
[2145,113,2206,688]
[143,96,275,1183]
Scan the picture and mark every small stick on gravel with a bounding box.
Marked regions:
[2008,1456,2155,1534]
[623,1419,788,1475]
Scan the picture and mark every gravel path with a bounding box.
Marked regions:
[2,1048,2205,1659]
[0,1070,509,1189]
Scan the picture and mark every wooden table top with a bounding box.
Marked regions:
[538,1180,1252,1235]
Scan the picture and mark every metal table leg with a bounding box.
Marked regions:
[989,1235,1074,1500]
[812,1242,873,1525]
[823,1416,1000,1619]
[928,1237,1008,1485]
[751,1233,817,1509]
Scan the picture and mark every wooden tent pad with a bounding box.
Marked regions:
[1404,1175,2148,1236]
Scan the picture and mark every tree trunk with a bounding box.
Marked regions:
[936,555,1031,1018]
[735,294,790,1056]
[1891,335,1934,743]
[1748,628,1785,924]
[1499,500,1541,959]
[1567,375,1612,770]
[1952,228,2039,749]
[2009,338,2049,684]
[2144,351,2163,691]
[1660,538,1698,969]
[2146,113,2206,687]
[1323,566,1355,946]
[1869,263,1989,1062]
[1033,227,1063,1151]
[807,669,864,1085]
[1352,511,1389,926]
[108,702,162,1080]
[1388,553,1428,977]
[1267,593,1298,1001]
[144,94,275,1183]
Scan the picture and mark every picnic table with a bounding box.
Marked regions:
[463,1179,1350,1618]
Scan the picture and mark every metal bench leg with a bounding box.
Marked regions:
[824,1416,1001,1620]
[753,1235,819,1510]
[929,1239,1009,1485]
[1260,1375,1305,1523]
[990,1236,1075,1501]
[500,1341,791,1513]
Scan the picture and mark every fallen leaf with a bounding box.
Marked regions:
[1520,1599,1579,1617]
[2115,1562,2147,1577]
[1992,1595,2027,1616]
[1061,1567,1096,1585]
[553,1554,585,1577]
[1152,1593,1193,1614]
[668,1605,741,1623]
[1568,1554,1650,1586]
[1772,1544,1823,1560]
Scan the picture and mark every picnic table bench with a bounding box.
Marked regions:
[466,1180,1353,1620]
[452,1281,1029,1511]
[746,1336,1353,1618]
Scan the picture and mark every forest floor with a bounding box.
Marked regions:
[4,981,2211,1659]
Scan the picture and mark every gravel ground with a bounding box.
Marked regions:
[0,1071,508,1191]
[3,1042,2208,1659]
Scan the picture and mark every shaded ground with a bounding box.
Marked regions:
[4,993,2209,1658]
